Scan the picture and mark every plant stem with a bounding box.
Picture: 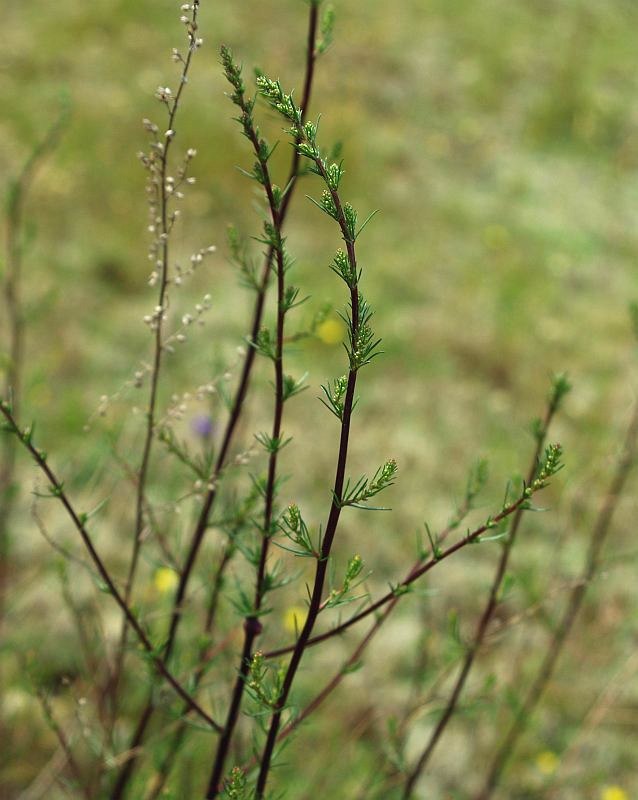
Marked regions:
[244,493,480,769]
[206,54,289,791]
[0,401,221,733]
[401,389,563,799]
[110,0,201,721]
[264,489,550,660]
[143,541,235,800]
[252,145,363,800]
[109,8,321,796]
[161,0,318,672]
[475,399,638,800]
[230,464,559,785]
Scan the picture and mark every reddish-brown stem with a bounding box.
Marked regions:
[256,595,400,774]
[401,393,560,799]
[264,489,543,661]
[143,543,235,800]
[162,1,319,671]
[475,400,638,800]
[229,433,556,795]
[206,65,289,795]
[250,469,556,799]
[0,401,221,734]
[224,490,480,779]
[253,146,362,799]
[269,494,480,745]
[110,8,321,796]
[110,1,201,721]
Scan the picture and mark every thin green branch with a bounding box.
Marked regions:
[475,397,638,800]
[264,444,564,661]
[111,6,322,796]
[402,375,569,798]
[206,45,292,797]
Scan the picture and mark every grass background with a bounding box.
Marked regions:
[2,0,638,797]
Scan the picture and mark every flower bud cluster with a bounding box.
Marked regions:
[172,244,216,287]
[155,86,173,104]
[143,304,168,332]
[193,477,218,494]
[179,1,202,51]
[158,293,212,352]
[233,447,254,467]
[133,364,151,389]
[163,382,215,428]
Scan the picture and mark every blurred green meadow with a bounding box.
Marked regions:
[2,0,638,797]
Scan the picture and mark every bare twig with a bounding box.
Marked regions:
[264,486,558,660]
[0,400,222,733]
[111,0,202,717]
[205,44,292,795]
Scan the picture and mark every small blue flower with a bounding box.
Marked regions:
[191,414,214,439]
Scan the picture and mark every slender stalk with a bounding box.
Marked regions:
[220,461,560,789]
[161,1,319,670]
[250,106,370,800]
[475,399,638,800]
[110,0,201,717]
[240,427,560,797]
[109,8,321,796]
[143,542,235,800]
[264,485,556,660]
[240,601,399,782]
[253,356,357,799]
[260,469,483,663]
[401,380,567,799]
[0,401,221,733]
[240,489,483,770]
[205,47,291,796]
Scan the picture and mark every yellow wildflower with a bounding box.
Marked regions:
[283,605,307,634]
[601,787,628,800]
[153,567,179,594]
[535,750,559,776]
[316,318,343,345]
